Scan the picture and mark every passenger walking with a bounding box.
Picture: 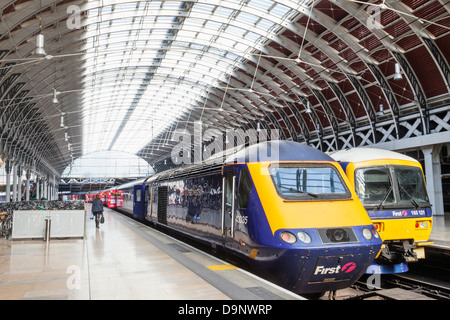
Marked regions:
[92,194,104,228]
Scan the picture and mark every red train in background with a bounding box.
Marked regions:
[93,189,123,208]
[85,194,94,203]
[73,191,123,207]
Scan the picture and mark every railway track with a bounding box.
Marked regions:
[338,246,450,300]
[342,274,450,300]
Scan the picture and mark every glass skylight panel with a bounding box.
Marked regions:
[225,25,246,37]
[214,36,236,51]
[247,0,273,12]
[114,2,138,11]
[244,31,262,42]
[235,11,259,25]
[162,1,183,9]
[186,18,206,27]
[204,20,223,30]
[193,3,215,14]
[148,1,163,9]
[101,5,113,14]
[214,6,235,19]
[256,18,275,30]
[270,3,291,18]
[176,30,198,39]
[234,42,249,52]
[196,32,214,42]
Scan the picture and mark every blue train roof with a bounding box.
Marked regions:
[144,141,334,183]
[225,140,333,164]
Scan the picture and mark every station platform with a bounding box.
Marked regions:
[430,214,450,248]
[1,206,449,301]
[0,206,304,300]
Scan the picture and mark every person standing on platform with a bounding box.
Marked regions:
[92,194,104,228]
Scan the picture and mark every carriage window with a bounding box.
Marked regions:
[237,168,252,209]
[136,189,141,202]
[269,164,350,200]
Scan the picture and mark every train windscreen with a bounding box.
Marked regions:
[354,165,430,208]
[269,164,351,200]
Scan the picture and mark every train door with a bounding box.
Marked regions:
[145,187,150,218]
[157,185,168,225]
[148,185,158,222]
[236,167,252,229]
[222,169,236,239]
[133,185,146,219]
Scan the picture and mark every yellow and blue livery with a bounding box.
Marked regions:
[331,147,433,274]
[116,141,382,296]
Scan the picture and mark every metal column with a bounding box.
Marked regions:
[12,163,17,202]
[17,166,22,201]
[5,160,11,202]
[422,145,444,216]
[25,170,31,201]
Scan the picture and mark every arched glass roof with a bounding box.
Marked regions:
[80,0,308,155]
[61,150,154,178]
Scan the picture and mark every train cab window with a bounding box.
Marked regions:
[269,164,350,200]
[355,168,394,205]
[237,168,252,209]
[394,166,429,205]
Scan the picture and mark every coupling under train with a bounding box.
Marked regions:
[330,148,433,274]
[102,141,382,295]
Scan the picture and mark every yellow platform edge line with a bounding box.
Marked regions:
[207,264,238,271]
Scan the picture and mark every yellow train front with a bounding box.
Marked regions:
[144,141,382,296]
[331,148,433,274]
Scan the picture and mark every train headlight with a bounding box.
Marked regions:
[362,228,372,240]
[280,231,297,244]
[297,231,311,244]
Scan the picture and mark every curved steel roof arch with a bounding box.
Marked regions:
[0,0,449,176]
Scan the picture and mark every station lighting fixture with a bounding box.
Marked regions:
[394,63,403,80]
[60,115,65,127]
[52,89,59,104]
[35,34,46,57]
[305,101,312,113]
[378,104,384,116]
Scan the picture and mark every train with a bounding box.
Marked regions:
[85,189,124,208]
[99,140,382,296]
[330,147,433,274]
